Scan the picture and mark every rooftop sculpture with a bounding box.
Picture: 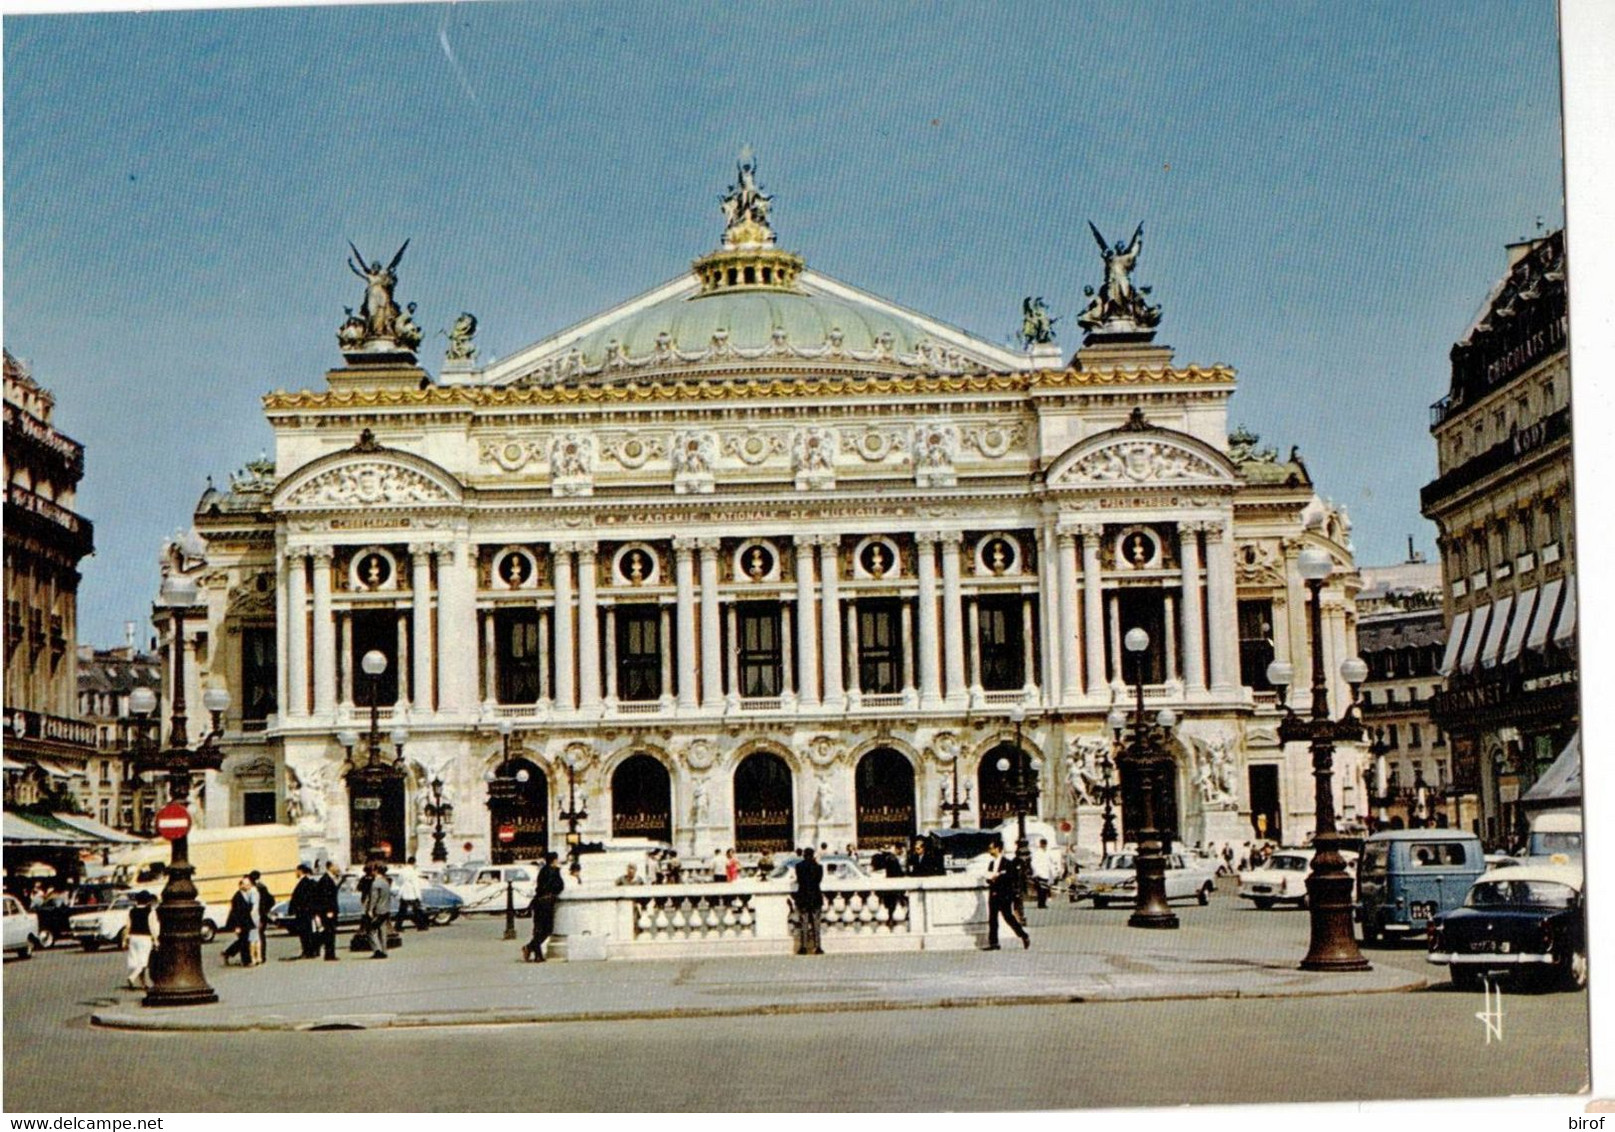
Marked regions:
[1077,221,1161,335]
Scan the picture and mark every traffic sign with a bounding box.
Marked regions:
[497,823,517,845]
[155,803,191,841]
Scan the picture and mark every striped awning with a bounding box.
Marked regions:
[49,812,147,844]
[33,759,85,779]
[3,812,94,846]
[1438,610,1470,677]
[1457,603,1491,674]
[1479,595,1514,668]
[1501,586,1537,666]
[1527,579,1563,652]
[1553,573,1577,646]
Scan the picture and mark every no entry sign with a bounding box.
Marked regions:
[497,823,517,845]
[155,803,191,841]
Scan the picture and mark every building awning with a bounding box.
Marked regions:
[1501,586,1537,665]
[1527,579,1563,652]
[1,757,27,773]
[1480,594,1514,668]
[1521,731,1581,806]
[48,812,147,844]
[1553,573,1577,646]
[33,760,85,779]
[1457,603,1491,674]
[1438,609,1471,677]
[2,812,93,846]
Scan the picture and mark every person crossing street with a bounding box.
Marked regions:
[983,843,1030,950]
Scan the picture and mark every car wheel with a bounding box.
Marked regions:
[431,908,455,927]
[1251,897,1274,911]
[1558,951,1589,992]
[1450,967,1482,992]
[11,946,27,960]
[34,928,54,950]
[1092,897,1108,909]
[199,921,217,943]
[1197,885,1211,906]
[81,939,102,952]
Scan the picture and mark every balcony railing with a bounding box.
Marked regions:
[1421,407,1570,510]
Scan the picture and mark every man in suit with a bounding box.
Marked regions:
[286,864,319,959]
[983,842,1030,950]
[794,847,825,956]
[362,862,392,959]
[315,862,342,961]
[906,837,945,877]
[248,870,274,964]
[523,852,565,962]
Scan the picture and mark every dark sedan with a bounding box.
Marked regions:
[270,873,463,932]
[1426,864,1585,991]
[31,882,129,949]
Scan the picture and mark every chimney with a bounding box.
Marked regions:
[1407,536,1415,563]
[124,620,136,650]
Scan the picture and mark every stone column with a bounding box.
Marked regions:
[1037,525,1060,704]
[794,539,820,706]
[436,542,478,713]
[699,539,723,707]
[1164,592,1179,685]
[1204,520,1238,694]
[845,602,862,706]
[940,532,966,703]
[274,547,289,716]
[659,605,674,706]
[1107,592,1122,688]
[396,611,410,705]
[339,612,354,708]
[1021,597,1037,694]
[410,545,434,712]
[818,537,844,708]
[537,608,552,703]
[915,534,941,707]
[603,606,618,707]
[899,602,915,697]
[780,606,795,700]
[480,611,495,705]
[1056,528,1082,702]
[674,539,699,709]
[1179,522,1207,694]
[577,543,601,712]
[310,548,336,716]
[552,545,575,711]
[284,546,309,717]
[1284,540,1310,710]
[726,604,741,702]
[1079,523,1107,695]
[967,599,982,691]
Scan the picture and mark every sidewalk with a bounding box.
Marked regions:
[90,910,1427,1033]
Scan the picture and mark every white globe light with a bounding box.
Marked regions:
[996,757,1010,773]
[1031,757,1044,773]
[1124,628,1149,653]
[361,650,388,676]
[1009,706,1026,724]
[515,769,531,784]
[1266,660,1294,688]
[336,730,360,749]
[202,687,231,714]
[1156,709,1177,730]
[1297,547,1334,581]
[483,769,496,783]
[1106,709,1127,732]
[159,575,198,607]
[497,719,514,737]
[129,687,157,716]
[390,727,410,747]
[1340,657,1369,685]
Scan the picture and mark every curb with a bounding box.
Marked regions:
[88,976,1429,1033]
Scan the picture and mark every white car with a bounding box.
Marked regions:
[1238,848,1359,909]
[440,863,539,913]
[1072,851,1218,907]
[3,894,40,959]
[70,891,223,950]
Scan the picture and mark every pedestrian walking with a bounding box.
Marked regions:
[724,848,740,883]
[286,864,319,959]
[793,846,825,955]
[983,843,1030,950]
[316,861,342,960]
[1030,839,1055,909]
[221,876,255,966]
[124,890,158,989]
[709,846,727,883]
[249,870,273,964]
[394,858,429,932]
[362,862,391,958]
[522,851,565,962]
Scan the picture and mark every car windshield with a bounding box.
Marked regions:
[441,867,477,885]
[1270,855,1309,871]
[1529,832,1583,856]
[1466,880,1577,909]
[1099,855,1135,870]
[1360,843,1390,874]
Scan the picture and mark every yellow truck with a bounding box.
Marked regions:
[105,824,301,908]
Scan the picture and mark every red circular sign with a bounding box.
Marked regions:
[155,803,191,841]
[1059,820,1073,833]
[497,824,517,845]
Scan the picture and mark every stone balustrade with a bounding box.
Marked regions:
[551,875,990,960]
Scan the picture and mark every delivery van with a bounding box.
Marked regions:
[106,824,301,907]
[1524,809,1583,865]
[1356,828,1484,943]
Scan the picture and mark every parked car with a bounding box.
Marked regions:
[1071,851,1218,907]
[3,894,41,960]
[440,863,539,913]
[32,882,130,949]
[269,872,463,931]
[1238,848,1358,910]
[1356,829,1485,942]
[1426,864,1586,991]
[1522,809,1582,866]
[70,890,224,950]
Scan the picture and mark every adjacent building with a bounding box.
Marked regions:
[75,635,165,832]
[154,167,1366,866]
[3,350,96,808]
[1422,229,1577,849]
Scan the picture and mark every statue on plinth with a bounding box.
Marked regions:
[444,312,479,362]
[1076,222,1161,332]
[1020,296,1059,346]
[719,147,776,245]
[342,240,417,353]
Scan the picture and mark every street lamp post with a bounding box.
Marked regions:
[1102,707,1126,857]
[130,575,231,1007]
[559,749,589,866]
[1266,546,1372,972]
[1368,727,1389,832]
[424,777,453,864]
[340,651,407,864]
[940,753,970,828]
[1122,628,1179,930]
[995,707,1042,899]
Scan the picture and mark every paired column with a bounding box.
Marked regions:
[310,549,336,715]
[410,545,434,712]
[339,613,354,708]
[940,532,966,702]
[915,534,941,707]
[602,606,619,706]
[480,612,496,704]
[552,546,575,710]
[793,539,820,706]
[699,539,723,706]
[1056,529,1082,701]
[673,539,699,709]
[818,538,844,707]
[396,612,411,706]
[1204,520,1238,693]
[577,543,601,712]
[274,545,290,717]
[284,546,309,717]
[1179,522,1208,693]
[845,603,862,705]
[1079,524,1108,694]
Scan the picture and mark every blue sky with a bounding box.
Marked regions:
[3,0,1567,647]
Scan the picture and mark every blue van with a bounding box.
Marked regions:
[1356,829,1485,942]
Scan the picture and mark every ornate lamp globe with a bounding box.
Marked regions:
[129,686,157,716]
[1266,660,1294,689]
[1297,547,1334,581]
[202,687,231,715]
[337,730,360,749]
[1124,628,1149,653]
[1340,657,1369,686]
[361,650,388,677]
[1106,708,1128,733]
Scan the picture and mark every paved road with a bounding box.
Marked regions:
[2,888,1589,1112]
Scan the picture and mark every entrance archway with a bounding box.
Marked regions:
[611,754,672,843]
[488,758,549,863]
[733,752,794,853]
[347,766,406,863]
[855,748,916,845]
[978,743,1037,828]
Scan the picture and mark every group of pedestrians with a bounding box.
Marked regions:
[220,870,276,966]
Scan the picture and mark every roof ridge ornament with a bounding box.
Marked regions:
[720,147,776,249]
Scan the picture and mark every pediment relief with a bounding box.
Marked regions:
[277,457,461,510]
[1047,431,1235,491]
